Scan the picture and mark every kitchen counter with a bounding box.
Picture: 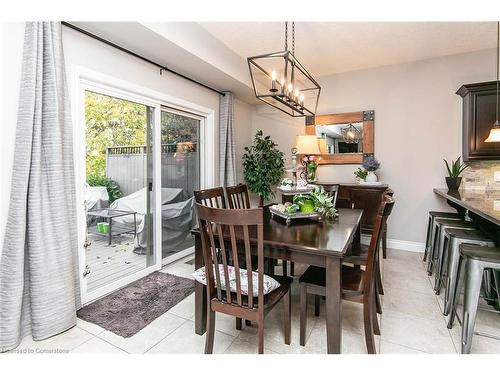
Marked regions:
[433,188,500,227]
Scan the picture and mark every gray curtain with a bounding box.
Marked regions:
[219,91,236,186]
[0,22,80,352]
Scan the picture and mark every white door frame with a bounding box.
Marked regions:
[70,66,215,304]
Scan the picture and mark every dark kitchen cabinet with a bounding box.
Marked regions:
[457,81,500,161]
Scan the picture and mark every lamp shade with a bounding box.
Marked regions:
[485,123,500,142]
[295,135,321,155]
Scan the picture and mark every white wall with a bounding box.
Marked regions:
[0,22,25,256]
[252,48,497,246]
[0,23,255,256]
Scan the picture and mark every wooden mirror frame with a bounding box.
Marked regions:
[304,110,375,164]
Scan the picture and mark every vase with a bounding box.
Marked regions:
[365,171,378,183]
[300,199,315,213]
[445,177,462,191]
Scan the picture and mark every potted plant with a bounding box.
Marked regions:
[362,155,380,183]
[443,157,468,190]
[293,186,337,221]
[243,130,285,206]
[302,155,319,182]
[354,167,368,183]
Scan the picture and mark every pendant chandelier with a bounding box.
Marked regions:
[341,123,361,144]
[247,22,321,117]
[485,21,500,142]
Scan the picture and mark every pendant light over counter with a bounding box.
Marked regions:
[247,22,321,117]
[485,21,500,143]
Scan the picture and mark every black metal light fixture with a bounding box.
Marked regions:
[485,21,500,143]
[247,22,321,117]
[341,123,362,144]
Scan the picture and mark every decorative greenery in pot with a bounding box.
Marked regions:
[243,130,285,206]
[362,155,380,183]
[87,174,123,203]
[443,157,468,190]
[354,167,368,183]
[302,155,319,181]
[293,186,337,221]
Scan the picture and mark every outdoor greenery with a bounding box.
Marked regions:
[444,157,469,178]
[161,112,199,145]
[85,91,147,177]
[87,174,123,203]
[243,130,285,206]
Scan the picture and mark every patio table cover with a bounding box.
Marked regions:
[110,187,193,250]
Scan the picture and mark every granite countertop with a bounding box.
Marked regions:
[433,188,500,227]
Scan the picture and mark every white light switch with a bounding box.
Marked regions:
[495,171,500,182]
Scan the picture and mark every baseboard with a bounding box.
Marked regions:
[361,235,425,253]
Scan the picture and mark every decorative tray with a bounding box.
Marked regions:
[269,205,323,225]
[277,185,316,195]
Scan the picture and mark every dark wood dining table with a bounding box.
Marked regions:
[191,206,363,354]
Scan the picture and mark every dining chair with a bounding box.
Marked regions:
[225,183,251,209]
[194,203,292,354]
[226,183,288,279]
[298,194,395,354]
[194,187,227,208]
[351,188,393,259]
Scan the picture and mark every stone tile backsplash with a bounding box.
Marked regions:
[462,160,500,190]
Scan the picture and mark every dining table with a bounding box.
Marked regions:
[191,206,363,354]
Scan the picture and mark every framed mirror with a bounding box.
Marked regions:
[304,110,375,164]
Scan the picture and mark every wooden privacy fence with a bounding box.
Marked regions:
[106,144,199,197]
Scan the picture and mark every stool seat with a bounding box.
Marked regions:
[434,218,471,226]
[429,211,461,218]
[460,244,500,263]
[424,211,461,264]
[445,228,492,241]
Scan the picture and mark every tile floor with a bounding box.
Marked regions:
[7,249,500,354]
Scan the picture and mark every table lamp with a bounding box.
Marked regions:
[295,135,321,182]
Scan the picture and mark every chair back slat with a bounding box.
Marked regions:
[216,223,233,304]
[226,184,251,209]
[363,194,395,294]
[194,187,226,209]
[206,222,223,300]
[243,224,254,307]
[229,225,243,305]
[195,203,264,309]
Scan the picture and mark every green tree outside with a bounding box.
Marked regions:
[85,91,147,177]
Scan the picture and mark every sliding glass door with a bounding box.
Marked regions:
[81,89,156,302]
[159,107,201,264]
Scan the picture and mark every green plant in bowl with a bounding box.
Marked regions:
[293,186,337,220]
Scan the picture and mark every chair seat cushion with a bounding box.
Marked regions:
[192,265,281,296]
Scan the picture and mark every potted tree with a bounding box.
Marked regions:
[443,157,469,190]
[243,130,285,207]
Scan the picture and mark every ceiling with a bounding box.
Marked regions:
[199,22,497,77]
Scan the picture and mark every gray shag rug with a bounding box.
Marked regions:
[77,272,194,338]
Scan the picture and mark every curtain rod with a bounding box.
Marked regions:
[61,22,225,96]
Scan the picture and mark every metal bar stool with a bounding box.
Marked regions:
[424,211,461,263]
[439,229,495,306]
[432,224,478,294]
[447,244,500,354]
[427,217,472,276]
